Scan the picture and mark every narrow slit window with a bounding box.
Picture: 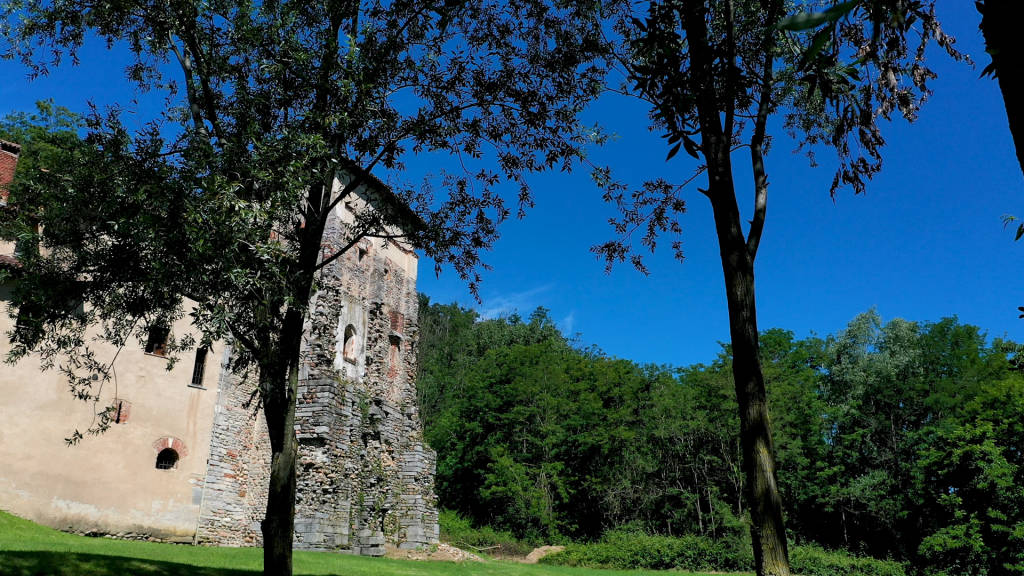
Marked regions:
[144,326,170,357]
[155,448,178,470]
[190,346,208,388]
[388,335,401,378]
[113,399,130,424]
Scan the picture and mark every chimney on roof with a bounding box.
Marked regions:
[0,140,21,204]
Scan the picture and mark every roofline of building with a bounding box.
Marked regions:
[0,140,22,156]
[337,159,427,236]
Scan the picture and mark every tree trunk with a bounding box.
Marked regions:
[262,393,298,576]
[978,0,1024,177]
[708,180,791,576]
[260,307,303,576]
[259,176,332,576]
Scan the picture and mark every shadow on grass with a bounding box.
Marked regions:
[0,551,258,576]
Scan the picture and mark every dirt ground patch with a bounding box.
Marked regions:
[385,543,484,562]
[517,546,565,564]
[385,542,568,565]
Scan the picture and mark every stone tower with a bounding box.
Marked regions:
[195,173,439,553]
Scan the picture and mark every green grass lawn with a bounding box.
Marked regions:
[0,511,737,576]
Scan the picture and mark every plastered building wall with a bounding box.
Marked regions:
[0,291,221,542]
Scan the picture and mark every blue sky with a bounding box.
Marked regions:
[2,2,1020,367]
[419,2,1024,366]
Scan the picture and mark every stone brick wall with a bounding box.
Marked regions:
[195,346,270,546]
[196,190,439,553]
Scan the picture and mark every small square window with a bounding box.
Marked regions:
[145,326,170,357]
[14,303,40,339]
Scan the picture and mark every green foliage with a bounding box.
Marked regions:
[815,311,1024,575]
[542,531,904,576]
[776,2,859,32]
[540,530,751,572]
[789,545,907,576]
[438,510,534,557]
[419,298,1024,576]
[419,297,696,541]
[914,377,1024,576]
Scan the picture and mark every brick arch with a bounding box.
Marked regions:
[152,436,188,459]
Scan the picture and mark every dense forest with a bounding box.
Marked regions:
[416,296,1024,575]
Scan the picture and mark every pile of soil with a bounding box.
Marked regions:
[385,543,484,562]
[385,543,565,564]
[518,545,565,564]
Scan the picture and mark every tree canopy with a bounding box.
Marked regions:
[417,297,1024,576]
[0,1,612,572]
[584,3,962,573]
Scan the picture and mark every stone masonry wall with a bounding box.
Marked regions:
[196,193,439,553]
[195,347,270,546]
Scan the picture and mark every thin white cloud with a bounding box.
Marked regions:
[559,311,576,335]
[478,284,554,320]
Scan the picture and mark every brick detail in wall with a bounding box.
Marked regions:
[195,345,270,547]
[113,399,131,424]
[0,141,20,203]
[153,436,189,458]
[389,311,404,334]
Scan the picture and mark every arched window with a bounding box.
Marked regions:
[155,448,179,470]
[343,324,358,363]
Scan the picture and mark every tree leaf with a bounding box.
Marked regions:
[682,134,700,159]
[824,0,860,22]
[666,142,682,161]
[778,0,859,31]
[778,11,828,31]
[799,29,832,69]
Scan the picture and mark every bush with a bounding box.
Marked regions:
[790,545,907,576]
[541,530,907,576]
[540,530,752,571]
[438,510,534,557]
